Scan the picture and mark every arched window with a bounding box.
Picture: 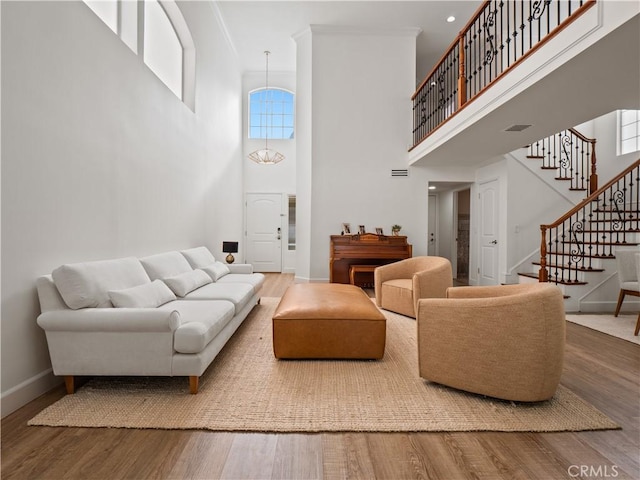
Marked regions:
[82,0,195,110]
[249,88,295,139]
[143,0,183,100]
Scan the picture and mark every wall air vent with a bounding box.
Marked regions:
[391,169,409,177]
[504,124,532,132]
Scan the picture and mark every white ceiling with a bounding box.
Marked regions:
[214,1,482,80]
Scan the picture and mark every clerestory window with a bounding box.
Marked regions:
[249,88,295,140]
[618,110,640,155]
[82,0,194,110]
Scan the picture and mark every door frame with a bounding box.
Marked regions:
[244,192,287,272]
[428,194,438,256]
[477,178,501,286]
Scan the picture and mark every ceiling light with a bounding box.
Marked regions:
[248,51,285,165]
[446,16,456,23]
[429,186,436,190]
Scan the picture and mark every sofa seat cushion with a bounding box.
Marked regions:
[380,278,414,318]
[140,251,193,281]
[183,282,255,314]
[217,273,265,293]
[52,257,151,309]
[159,300,235,354]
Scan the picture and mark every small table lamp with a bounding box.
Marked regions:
[222,241,239,264]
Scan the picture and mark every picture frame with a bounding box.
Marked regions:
[342,223,351,234]
[358,225,366,234]
[375,227,384,235]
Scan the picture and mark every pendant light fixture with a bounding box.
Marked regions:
[248,51,285,165]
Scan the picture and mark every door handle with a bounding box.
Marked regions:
[277,227,281,240]
[490,240,497,244]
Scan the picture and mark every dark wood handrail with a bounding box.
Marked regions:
[411,0,597,150]
[568,127,595,144]
[542,159,639,229]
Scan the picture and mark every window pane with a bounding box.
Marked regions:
[144,0,183,99]
[248,88,295,139]
[84,0,118,34]
[621,138,637,155]
[621,109,639,125]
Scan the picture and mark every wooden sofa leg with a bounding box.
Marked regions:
[64,376,75,394]
[189,376,199,394]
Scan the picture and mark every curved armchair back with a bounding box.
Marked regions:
[374,256,452,318]
[417,283,565,402]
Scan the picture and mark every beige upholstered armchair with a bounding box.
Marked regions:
[416,283,566,402]
[374,256,452,318]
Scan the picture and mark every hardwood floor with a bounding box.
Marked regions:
[2,273,639,480]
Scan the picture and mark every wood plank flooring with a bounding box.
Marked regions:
[2,273,639,480]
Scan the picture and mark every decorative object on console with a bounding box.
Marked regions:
[222,241,239,264]
[248,51,285,165]
[342,223,351,235]
[358,225,366,234]
[375,227,384,235]
[391,224,402,235]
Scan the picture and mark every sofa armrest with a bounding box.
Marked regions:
[37,308,181,333]
[228,264,254,274]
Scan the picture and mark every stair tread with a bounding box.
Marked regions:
[532,261,604,272]
[527,155,545,159]
[517,272,587,285]
[546,251,616,259]
[559,241,638,246]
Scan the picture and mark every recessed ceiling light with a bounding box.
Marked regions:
[429,185,436,190]
[446,16,456,23]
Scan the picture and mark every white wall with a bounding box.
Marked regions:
[242,71,297,272]
[0,1,242,416]
[296,26,428,282]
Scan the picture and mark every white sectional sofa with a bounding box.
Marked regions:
[36,246,264,394]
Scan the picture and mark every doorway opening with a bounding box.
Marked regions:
[455,189,470,285]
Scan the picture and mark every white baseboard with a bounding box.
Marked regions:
[1,369,61,418]
[293,276,329,284]
[579,300,640,313]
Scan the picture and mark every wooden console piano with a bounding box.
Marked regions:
[329,234,412,287]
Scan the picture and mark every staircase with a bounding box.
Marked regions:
[518,157,640,305]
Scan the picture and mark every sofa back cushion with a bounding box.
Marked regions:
[109,279,177,308]
[139,251,192,281]
[202,261,231,281]
[181,247,216,269]
[164,269,212,297]
[52,257,151,309]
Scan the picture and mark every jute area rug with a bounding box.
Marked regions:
[29,298,619,433]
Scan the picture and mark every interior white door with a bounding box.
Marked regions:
[428,194,437,256]
[245,193,283,272]
[479,180,499,285]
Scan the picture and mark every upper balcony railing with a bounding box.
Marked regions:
[411,0,596,150]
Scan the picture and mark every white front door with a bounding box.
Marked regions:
[245,193,283,272]
[479,179,499,285]
[428,194,437,256]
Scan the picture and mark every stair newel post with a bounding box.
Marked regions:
[457,34,467,109]
[589,139,598,195]
[539,225,549,282]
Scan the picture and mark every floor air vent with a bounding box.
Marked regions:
[391,169,409,177]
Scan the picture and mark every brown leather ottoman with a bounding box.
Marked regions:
[272,283,386,359]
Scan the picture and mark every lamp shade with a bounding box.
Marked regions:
[222,241,239,254]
